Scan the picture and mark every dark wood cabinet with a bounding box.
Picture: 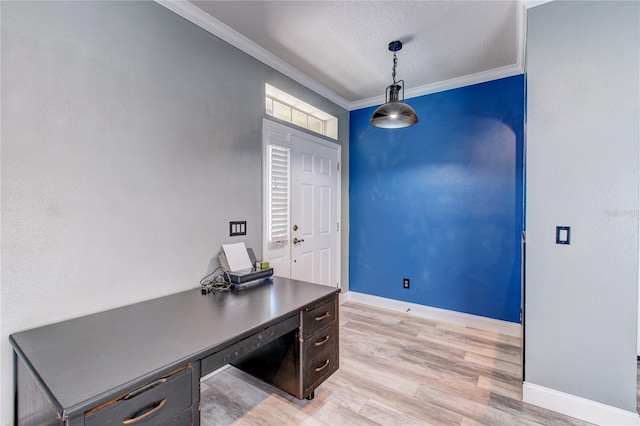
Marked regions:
[232,294,339,400]
[301,296,339,397]
[10,278,340,425]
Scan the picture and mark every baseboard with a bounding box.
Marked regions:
[523,382,640,425]
[340,291,521,337]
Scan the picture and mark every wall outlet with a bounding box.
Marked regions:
[403,278,410,289]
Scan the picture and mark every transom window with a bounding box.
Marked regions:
[265,84,338,140]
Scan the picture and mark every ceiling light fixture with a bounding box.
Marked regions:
[370,40,418,129]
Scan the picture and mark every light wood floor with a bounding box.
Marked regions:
[200,301,592,425]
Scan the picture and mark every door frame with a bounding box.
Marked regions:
[261,118,341,287]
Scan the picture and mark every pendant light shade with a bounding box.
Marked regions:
[370,41,418,129]
[370,84,418,129]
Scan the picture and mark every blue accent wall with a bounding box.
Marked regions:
[349,75,525,323]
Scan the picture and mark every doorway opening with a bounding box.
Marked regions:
[262,119,341,288]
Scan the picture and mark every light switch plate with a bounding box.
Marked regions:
[556,226,570,245]
[230,221,247,236]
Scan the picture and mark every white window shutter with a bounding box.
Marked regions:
[268,145,290,247]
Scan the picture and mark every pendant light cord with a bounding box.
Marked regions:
[392,53,398,85]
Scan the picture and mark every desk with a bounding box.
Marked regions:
[10,278,340,425]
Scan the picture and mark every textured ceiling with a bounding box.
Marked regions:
[181,1,523,109]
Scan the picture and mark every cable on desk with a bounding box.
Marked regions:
[200,266,232,293]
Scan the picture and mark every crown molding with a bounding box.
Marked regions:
[156,0,527,112]
[154,0,351,110]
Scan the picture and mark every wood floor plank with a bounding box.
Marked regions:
[427,325,521,357]
[340,313,422,341]
[324,369,463,425]
[476,375,522,401]
[339,304,405,329]
[339,324,389,347]
[341,319,468,366]
[342,320,468,364]
[339,357,421,396]
[340,331,480,386]
[463,351,522,376]
[345,330,522,389]
[435,321,522,346]
[312,399,379,426]
[357,398,433,425]
[200,301,596,426]
[416,329,521,365]
[413,381,490,420]
[341,302,438,328]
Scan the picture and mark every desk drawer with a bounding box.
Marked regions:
[303,298,337,338]
[304,348,339,395]
[86,367,191,426]
[303,322,338,362]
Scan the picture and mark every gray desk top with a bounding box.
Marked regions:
[10,277,339,419]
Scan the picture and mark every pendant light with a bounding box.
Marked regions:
[370,40,418,129]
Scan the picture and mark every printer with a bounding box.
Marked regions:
[218,246,273,285]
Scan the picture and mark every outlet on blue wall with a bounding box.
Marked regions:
[349,75,525,323]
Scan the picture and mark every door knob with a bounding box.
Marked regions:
[293,238,305,244]
[293,225,299,231]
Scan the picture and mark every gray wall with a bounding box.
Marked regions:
[525,0,639,412]
[0,2,348,424]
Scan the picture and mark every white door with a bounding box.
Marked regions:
[262,119,340,288]
[290,134,338,287]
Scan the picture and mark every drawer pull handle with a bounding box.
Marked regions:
[314,312,331,321]
[314,335,330,347]
[122,399,167,425]
[315,359,331,372]
[122,378,167,400]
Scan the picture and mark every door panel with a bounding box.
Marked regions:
[320,186,331,234]
[320,248,330,285]
[299,251,314,281]
[301,184,314,236]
